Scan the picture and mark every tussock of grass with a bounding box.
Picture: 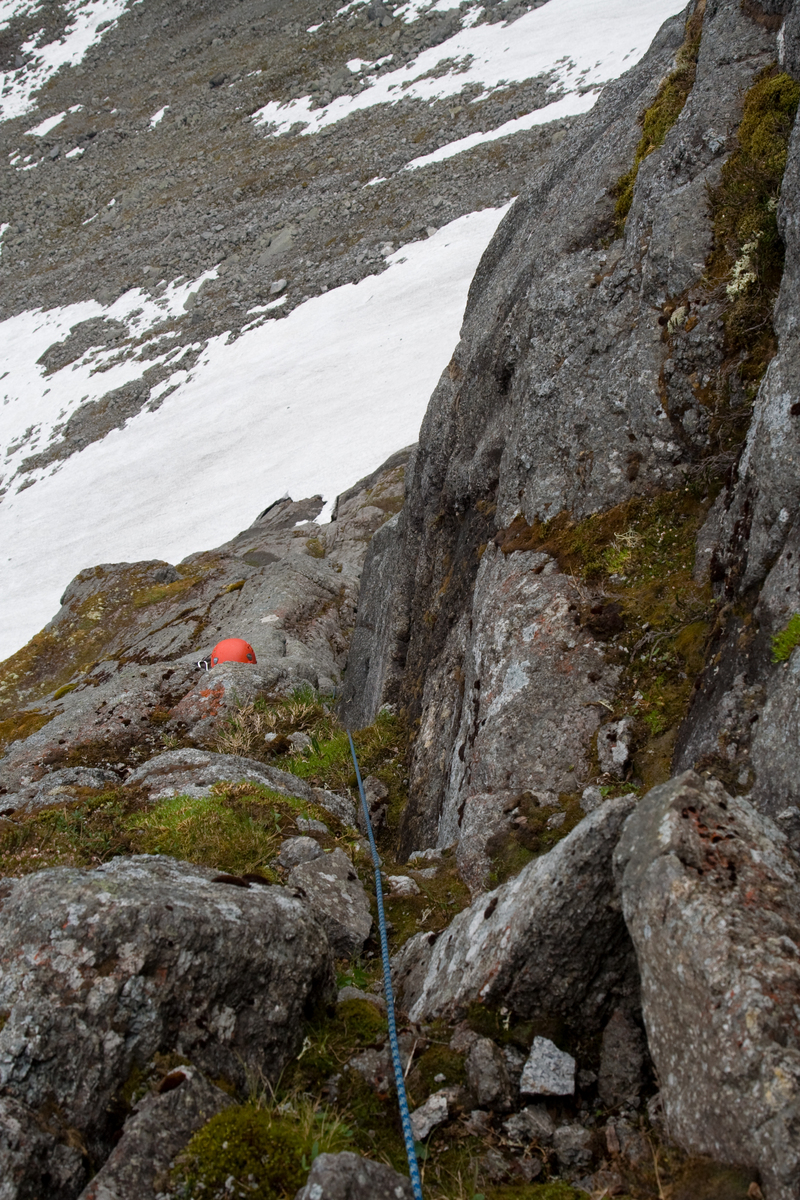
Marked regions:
[613,1,705,230]
[217,692,409,845]
[0,781,338,879]
[172,1091,355,1200]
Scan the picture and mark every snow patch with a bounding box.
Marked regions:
[0,207,508,659]
[252,0,684,142]
[0,1,132,123]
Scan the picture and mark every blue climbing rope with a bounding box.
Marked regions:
[347,731,424,1200]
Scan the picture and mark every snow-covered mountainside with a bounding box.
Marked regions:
[0,0,681,658]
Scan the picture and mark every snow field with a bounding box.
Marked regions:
[0,206,509,660]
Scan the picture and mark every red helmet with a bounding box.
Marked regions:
[210,638,257,666]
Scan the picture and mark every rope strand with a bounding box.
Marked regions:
[347,731,424,1200]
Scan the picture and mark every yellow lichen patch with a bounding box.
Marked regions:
[0,558,223,727]
[0,708,55,757]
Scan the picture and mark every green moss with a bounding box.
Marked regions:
[173,1101,354,1200]
[772,613,800,662]
[613,1,704,229]
[487,1184,587,1200]
[487,793,585,888]
[495,489,715,791]
[288,999,388,1094]
[405,1045,466,1106]
[52,682,78,700]
[225,579,246,592]
[703,65,800,454]
[305,537,326,558]
[0,779,338,879]
[0,708,55,757]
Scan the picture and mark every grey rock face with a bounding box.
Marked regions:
[278,835,324,869]
[466,1037,515,1111]
[124,748,357,827]
[294,1151,414,1200]
[520,1037,576,1097]
[394,797,638,1028]
[674,29,800,816]
[78,1067,233,1200]
[0,1094,85,1200]
[597,1008,647,1109]
[410,544,619,890]
[0,855,334,1198]
[342,0,778,862]
[615,770,800,1199]
[288,847,372,958]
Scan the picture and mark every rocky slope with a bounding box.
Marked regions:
[2,0,800,1198]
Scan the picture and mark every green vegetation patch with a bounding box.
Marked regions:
[0,780,338,879]
[613,0,705,230]
[487,792,585,889]
[173,1098,354,1200]
[703,64,800,451]
[772,613,800,663]
[217,693,408,848]
[496,488,714,790]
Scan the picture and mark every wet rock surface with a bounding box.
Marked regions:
[616,770,800,1198]
[0,854,334,1198]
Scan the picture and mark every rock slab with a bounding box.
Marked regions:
[78,1067,232,1200]
[289,847,372,958]
[615,770,800,1200]
[520,1037,576,1097]
[394,797,638,1029]
[294,1151,414,1200]
[0,855,334,1198]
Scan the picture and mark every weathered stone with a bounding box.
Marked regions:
[341,0,777,873]
[409,1090,449,1141]
[78,1067,233,1200]
[385,874,420,897]
[553,1124,593,1173]
[466,1037,514,1111]
[519,1037,576,1097]
[405,545,620,888]
[0,855,334,1197]
[356,774,389,837]
[502,1104,555,1147]
[336,986,386,1012]
[615,770,800,1199]
[597,717,635,779]
[294,1151,414,1200]
[288,847,372,957]
[597,1008,647,1109]
[394,798,638,1029]
[278,835,324,868]
[9,766,119,814]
